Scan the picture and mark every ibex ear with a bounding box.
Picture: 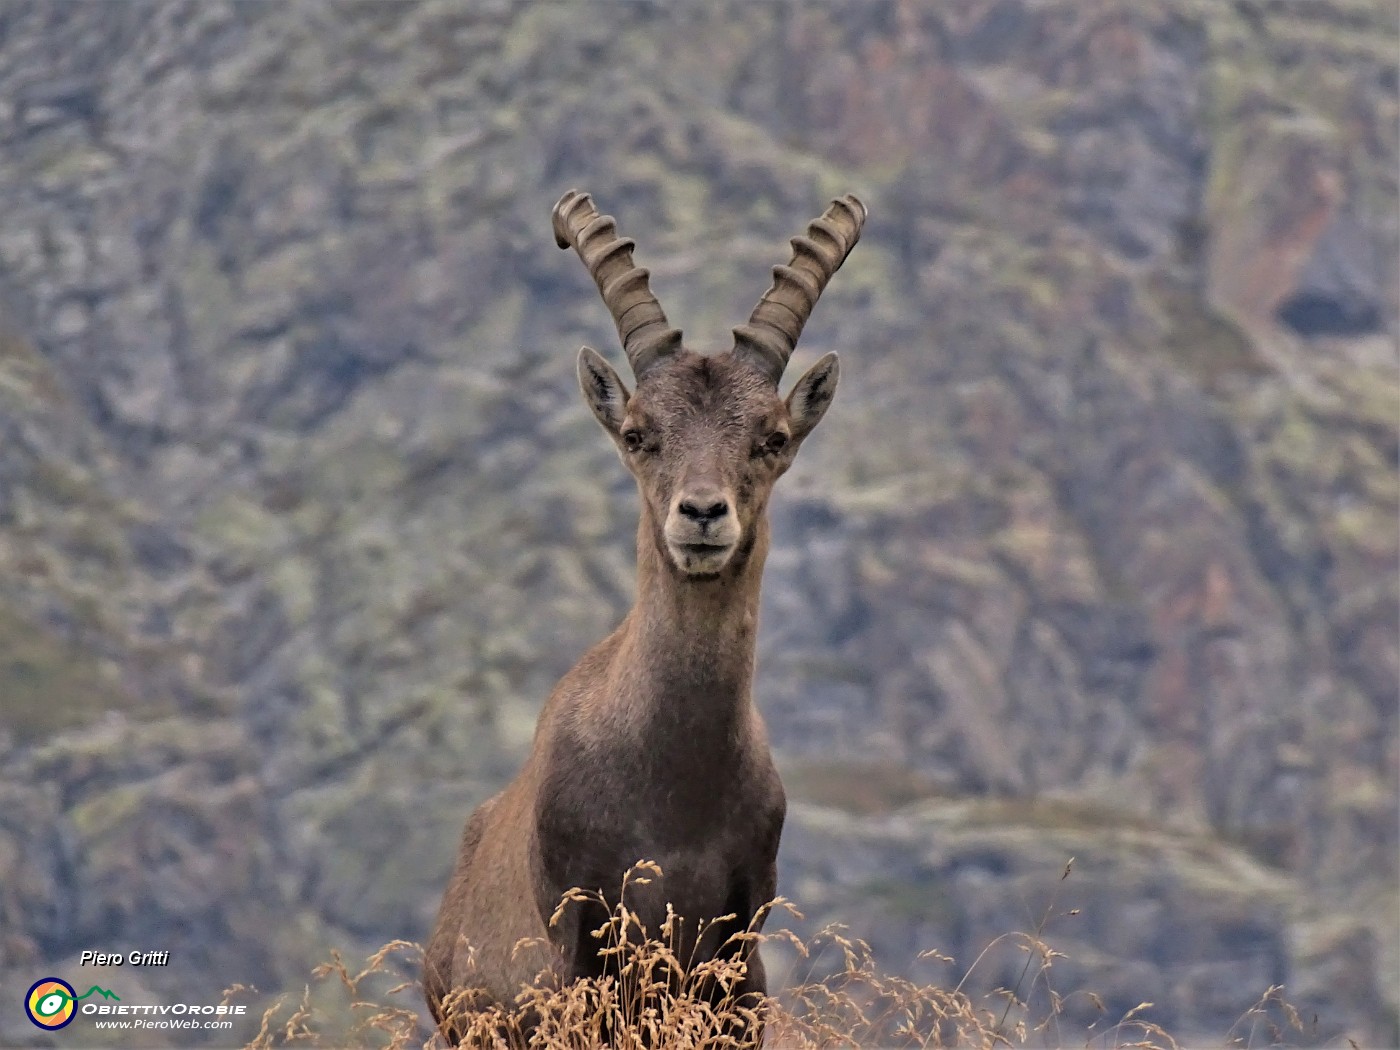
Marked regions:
[786,352,840,441]
[578,346,630,436]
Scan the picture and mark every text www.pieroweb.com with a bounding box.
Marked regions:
[93,1017,234,1031]
[85,1003,242,1031]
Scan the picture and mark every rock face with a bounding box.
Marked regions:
[0,2,1394,1046]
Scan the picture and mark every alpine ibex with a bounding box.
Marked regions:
[425,190,866,1042]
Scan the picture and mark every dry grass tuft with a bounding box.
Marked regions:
[231,862,1308,1050]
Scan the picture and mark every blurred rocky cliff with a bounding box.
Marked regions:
[0,2,1395,1045]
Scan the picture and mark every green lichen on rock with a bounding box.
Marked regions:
[0,604,130,743]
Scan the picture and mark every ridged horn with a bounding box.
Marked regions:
[552,189,682,381]
[732,194,866,385]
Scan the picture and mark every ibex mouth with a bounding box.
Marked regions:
[668,540,737,576]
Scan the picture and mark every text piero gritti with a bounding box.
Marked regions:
[78,950,171,967]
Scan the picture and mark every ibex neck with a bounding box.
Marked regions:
[616,506,769,727]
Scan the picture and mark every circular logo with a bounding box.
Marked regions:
[26,977,77,1030]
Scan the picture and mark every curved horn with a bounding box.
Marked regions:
[552,189,682,381]
[732,194,866,385]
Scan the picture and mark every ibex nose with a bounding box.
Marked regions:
[678,494,730,523]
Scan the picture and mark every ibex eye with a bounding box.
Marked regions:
[764,432,789,455]
[622,429,645,452]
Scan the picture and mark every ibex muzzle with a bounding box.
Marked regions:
[425,190,866,1044]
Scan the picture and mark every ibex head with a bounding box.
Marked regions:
[554,190,865,578]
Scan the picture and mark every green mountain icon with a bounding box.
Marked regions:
[74,986,120,1002]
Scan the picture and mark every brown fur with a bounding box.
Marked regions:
[425,195,863,1045]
